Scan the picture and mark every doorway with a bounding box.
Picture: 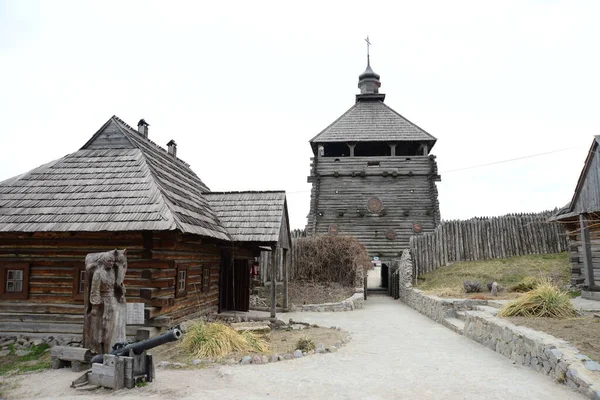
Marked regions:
[220,257,250,312]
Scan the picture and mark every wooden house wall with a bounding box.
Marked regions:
[306,155,440,259]
[572,144,600,215]
[0,231,237,337]
[565,223,600,287]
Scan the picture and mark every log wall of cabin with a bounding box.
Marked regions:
[565,223,600,288]
[306,155,441,259]
[0,231,236,337]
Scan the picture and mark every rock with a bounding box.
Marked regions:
[316,343,326,353]
[1,340,15,346]
[261,356,269,364]
[308,350,315,355]
[32,339,44,347]
[192,359,202,366]
[251,355,263,364]
[270,354,280,363]
[172,362,187,369]
[302,352,308,357]
[327,347,338,353]
[0,350,10,357]
[278,355,285,361]
[334,342,342,348]
[240,356,252,365]
[155,361,172,369]
[491,282,499,296]
[15,350,30,357]
[283,353,294,360]
[584,360,600,372]
[293,350,303,358]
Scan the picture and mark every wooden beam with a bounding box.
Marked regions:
[270,248,277,319]
[580,214,596,288]
[282,249,289,309]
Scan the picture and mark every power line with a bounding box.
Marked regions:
[283,143,590,194]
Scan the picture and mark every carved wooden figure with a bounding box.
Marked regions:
[83,249,128,354]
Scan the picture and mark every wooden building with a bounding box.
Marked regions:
[306,57,441,280]
[550,136,600,297]
[207,191,291,311]
[0,116,280,338]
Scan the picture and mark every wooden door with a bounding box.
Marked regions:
[220,257,250,312]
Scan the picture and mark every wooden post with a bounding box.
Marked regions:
[270,246,277,319]
[389,143,396,157]
[348,143,356,157]
[579,214,596,288]
[282,249,289,309]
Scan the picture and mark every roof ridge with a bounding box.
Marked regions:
[111,115,192,168]
[380,102,437,141]
[111,118,182,232]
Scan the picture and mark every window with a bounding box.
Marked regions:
[0,263,29,300]
[176,264,189,298]
[72,265,86,301]
[202,267,210,292]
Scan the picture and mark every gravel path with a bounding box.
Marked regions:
[5,295,584,399]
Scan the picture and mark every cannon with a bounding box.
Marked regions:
[90,327,183,364]
[72,327,183,390]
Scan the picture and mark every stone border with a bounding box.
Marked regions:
[399,287,600,399]
[290,292,365,312]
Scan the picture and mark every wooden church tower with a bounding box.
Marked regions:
[306,49,441,264]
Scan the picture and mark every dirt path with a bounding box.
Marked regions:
[2,296,585,399]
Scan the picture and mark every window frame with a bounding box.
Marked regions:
[0,263,30,300]
[202,266,211,293]
[72,265,86,301]
[176,264,189,298]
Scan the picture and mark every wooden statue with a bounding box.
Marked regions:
[83,249,128,354]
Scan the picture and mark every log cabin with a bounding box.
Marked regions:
[550,136,600,299]
[306,57,441,286]
[0,116,290,338]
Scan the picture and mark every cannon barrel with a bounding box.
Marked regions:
[91,328,183,364]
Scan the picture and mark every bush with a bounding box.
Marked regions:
[509,276,540,293]
[296,337,315,352]
[180,321,268,358]
[498,282,577,318]
[291,235,371,287]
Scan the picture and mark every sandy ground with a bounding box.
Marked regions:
[1,296,586,400]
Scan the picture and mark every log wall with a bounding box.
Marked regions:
[0,231,240,336]
[410,212,569,278]
[306,155,441,259]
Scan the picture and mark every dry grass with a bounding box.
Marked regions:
[417,253,570,298]
[498,282,577,318]
[180,321,268,358]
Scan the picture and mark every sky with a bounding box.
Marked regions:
[0,0,599,229]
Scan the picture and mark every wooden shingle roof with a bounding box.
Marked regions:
[310,100,437,146]
[0,116,230,241]
[550,136,600,221]
[206,191,289,246]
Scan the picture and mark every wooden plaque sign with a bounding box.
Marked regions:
[126,303,145,325]
[367,197,383,213]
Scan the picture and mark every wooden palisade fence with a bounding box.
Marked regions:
[410,211,568,278]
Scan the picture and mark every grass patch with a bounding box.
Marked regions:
[296,337,315,352]
[498,282,577,318]
[417,253,570,298]
[180,321,269,358]
[0,343,51,377]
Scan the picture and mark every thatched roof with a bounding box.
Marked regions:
[0,116,230,241]
[207,191,290,247]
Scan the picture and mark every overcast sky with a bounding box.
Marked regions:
[1,1,599,229]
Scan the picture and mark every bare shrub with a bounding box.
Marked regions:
[292,235,371,287]
[463,280,482,293]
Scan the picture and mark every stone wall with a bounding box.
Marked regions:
[464,311,600,398]
[398,284,600,399]
[291,292,364,312]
